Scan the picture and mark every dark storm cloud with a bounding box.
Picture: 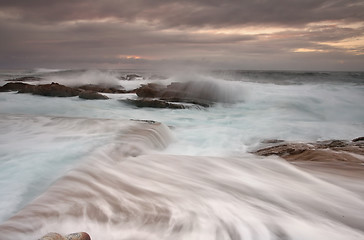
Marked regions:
[0,0,363,70]
[1,0,363,27]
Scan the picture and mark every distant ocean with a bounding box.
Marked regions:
[0,69,364,239]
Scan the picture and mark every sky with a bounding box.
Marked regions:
[0,0,363,71]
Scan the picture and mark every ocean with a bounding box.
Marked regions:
[0,69,364,239]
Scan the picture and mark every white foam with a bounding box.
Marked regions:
[44,70,121,88]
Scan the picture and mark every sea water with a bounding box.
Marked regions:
[0,69,364,239]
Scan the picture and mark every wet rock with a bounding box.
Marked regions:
[328,140,347,148]
[78,84,125,94]
[79,90,109,100]
[253,139,364,163]
[122,99,187,109]
[19,82,80,97]
[255,143,311,157]
[39,232,91,240]
[283,149,363,163]
[352,137,364,142]
[261,139,285,144]
[135,83,165,98]
[0,82,34,92]
[126,74,142,80]
[134,82,213,107]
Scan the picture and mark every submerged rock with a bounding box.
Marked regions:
[352,136,364,142]
[253,139,364,163]
[125,74,142,80]
[39,232,91,240]
[79,90,109,100]
[122,99,188,109]
[134,82,214,107]
[78,84,125,94]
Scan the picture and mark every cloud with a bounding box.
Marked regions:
[0,0,363,70]
[1,0,363,27]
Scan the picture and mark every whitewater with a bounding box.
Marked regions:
[0,69,364,240]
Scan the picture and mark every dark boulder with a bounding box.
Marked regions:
[352,137,364,142]
[126,74,142,80]
[134,82,213,107]
[19,82,80,97]
[122,99,187,109]
[78,84,125,93]
[261,139,285,144]
[79,90,109,100]
[0,82,35,92]
[135,83,165,98]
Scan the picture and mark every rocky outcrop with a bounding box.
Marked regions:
[253,138,364,163]
[1,82,117,99]
[79,90,109,100]
[134,82,213,107]
[353,136,364,142]
[125,74,142,80]
[39,232,90,240]
[18,82,81,97]
[135,83,165,98]
[78,84,125,94]
[122,99,188,109]
[0,82,34,92]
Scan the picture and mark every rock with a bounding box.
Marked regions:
[39,232,65,240]
[126,74,142,80]
[78,84,125,94]
[64,232,91,240]
[130,119,158,124]
[253,139,364,163]
[1,82,80,97]
[0,82,34,92]
[283,149,363,163]
[327,140,347,148]
[160,81,227,104]
[79,90,109,100]
[261,139,285,144]
[134,82,212,107]
[19,82,80,97]
[255,143,311,157]
[135,83,165,98]
[352,137,364,142]
[122,99,187,109]
[39,232,91,240]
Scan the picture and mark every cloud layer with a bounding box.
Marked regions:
[1,0,363,70]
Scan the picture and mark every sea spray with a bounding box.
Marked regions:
[168,73,246,103]
[44,70,122,88]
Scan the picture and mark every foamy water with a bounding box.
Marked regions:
[0,69,364,239]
